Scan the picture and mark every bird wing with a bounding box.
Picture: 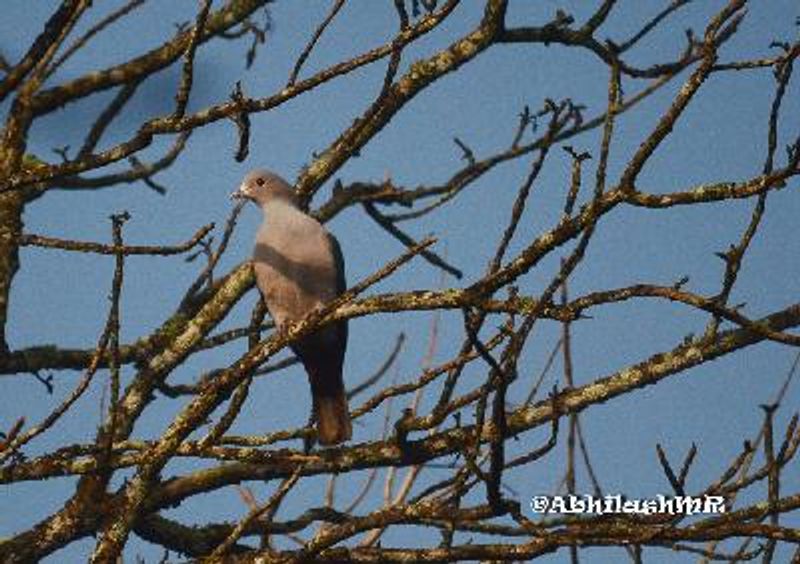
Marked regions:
[326,231,346,296]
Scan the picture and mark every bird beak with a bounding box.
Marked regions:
[230,184,249,201]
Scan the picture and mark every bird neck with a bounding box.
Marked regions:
[261,200,309,231]
[262,197,300,214]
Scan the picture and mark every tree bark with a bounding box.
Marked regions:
[0,189,23,353]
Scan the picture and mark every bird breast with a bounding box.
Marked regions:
[253,204,338,328]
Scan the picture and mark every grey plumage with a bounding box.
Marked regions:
[233,169,351,445]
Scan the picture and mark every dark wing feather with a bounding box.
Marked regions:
[326,231,346,296]
[325,231,348,365]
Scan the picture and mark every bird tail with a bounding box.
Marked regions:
[306,364,352,446]
[315,385,352,446]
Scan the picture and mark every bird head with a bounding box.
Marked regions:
[231,169,298,207]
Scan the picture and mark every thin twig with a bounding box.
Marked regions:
[174,0,212,118]
[19,222,213,255]
[287,0,346,87]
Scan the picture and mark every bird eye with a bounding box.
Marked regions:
[256,178,265,186]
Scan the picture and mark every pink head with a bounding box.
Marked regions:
[232,169,298,207]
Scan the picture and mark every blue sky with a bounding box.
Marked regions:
[2,1,799,561]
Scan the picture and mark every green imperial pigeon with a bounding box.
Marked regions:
[233,169,351,445]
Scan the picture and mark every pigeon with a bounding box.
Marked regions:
[232,169,351,445]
